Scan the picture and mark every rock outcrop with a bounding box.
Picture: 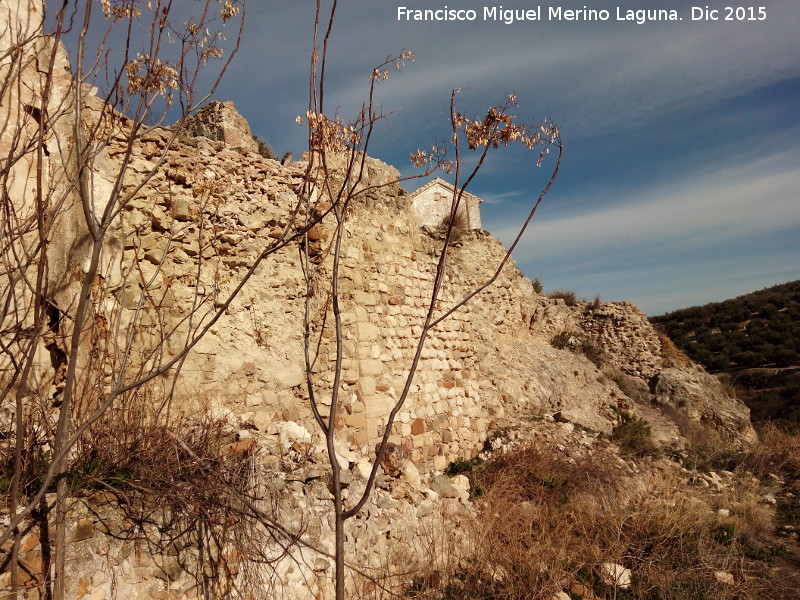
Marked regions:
[181,100,258,153]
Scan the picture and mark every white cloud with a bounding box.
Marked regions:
[313,0,800,138]
[491,150,800,263]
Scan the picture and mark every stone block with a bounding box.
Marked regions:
[252,411,272,431]
[343,370,360,384]
[411,418,425,435]
[430,475,459,498]
[276,368,304,389]
[344,413,367,428]
[353,291,377,306]
[348,429,370,446]
[433,455,449,471]
[358,377,376,398]
[359,359,383,376]
[20,533,39,552]
[356,322,380,340]
[171,197,193,220]
[363,395,392,418]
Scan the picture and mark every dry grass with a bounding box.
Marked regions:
[739,422,800,481]
[548,290,578,306]
[656,330,693,368]
[409,443,777,600]
[436,209,470,245]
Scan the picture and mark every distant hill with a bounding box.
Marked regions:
[650,281,800,371]
[651,281,800,424]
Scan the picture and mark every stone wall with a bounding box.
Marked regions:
[1,70,758,597]
[95,101,757,465]
[181,100,258,153]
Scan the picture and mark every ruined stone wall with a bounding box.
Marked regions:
[181,100,258,153]
[103,108,755,466]
[2,84,758,598]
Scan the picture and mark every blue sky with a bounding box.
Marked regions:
[96,0,800,315]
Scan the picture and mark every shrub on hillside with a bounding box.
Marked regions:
[551,331,605,367]
[611,413,659,458]
[548,290,577,306]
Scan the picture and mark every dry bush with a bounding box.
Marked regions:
[551,331,606,367]
[78,409,289,598]
[252,134,276,159]
[435,209,470,245]
[410,443,774,600]
[0,384,284,598]
[656,330,693,367]
[738,422,800,481]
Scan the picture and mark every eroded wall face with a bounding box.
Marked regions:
[99,126,754,469]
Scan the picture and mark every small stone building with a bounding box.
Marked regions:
[409,178,483,230]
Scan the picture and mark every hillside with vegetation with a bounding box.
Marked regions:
[651,281,800,372]
[652,281,800,424]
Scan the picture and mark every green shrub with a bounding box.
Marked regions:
[611,413,659,458]
[445,456,483,476]
[549,290,577,306]
[742,543,788,561]
[712,522,736,545]
[551,331,573,350]
[532,277,543,294]
[551,331,605,367]
[579,341,604,367]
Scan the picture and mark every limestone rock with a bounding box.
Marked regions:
[714,571,734,585]
[402,460,421,488]
[182,101,258,153]
[430,475,459,498]
[275,421,312,444]
[600,562,632,589]
[275,367,305,389]
[652,367,756,443]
